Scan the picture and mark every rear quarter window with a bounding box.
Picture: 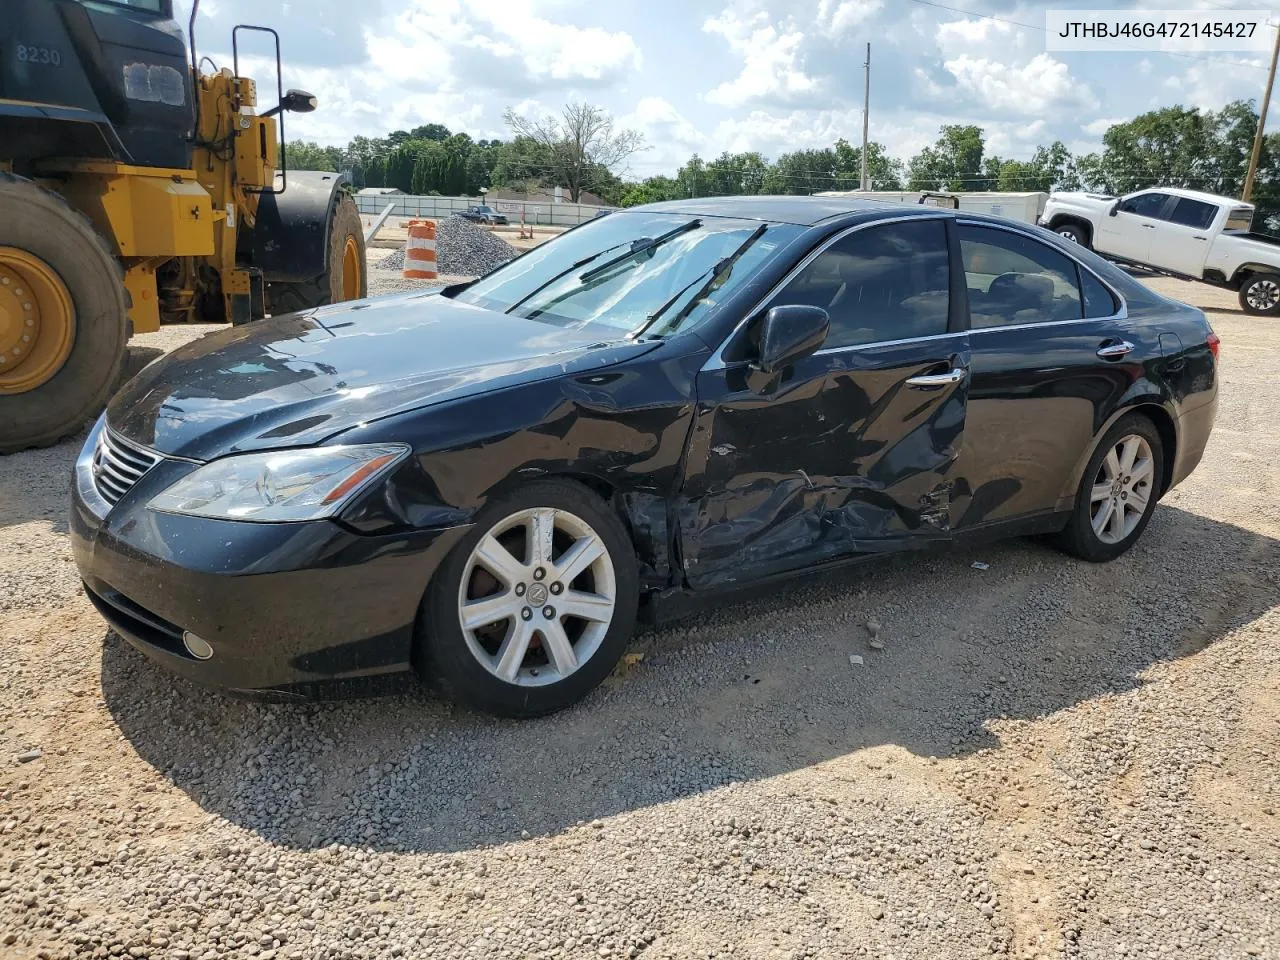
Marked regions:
[1226,206,1255,231]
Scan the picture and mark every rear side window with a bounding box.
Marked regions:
[768,219,950,348]
[1226,206,1254,231]
[959,225,1082,328]
[1081,270,1118,318]
[1168,198,1217,230]
[1118,193,1170,219]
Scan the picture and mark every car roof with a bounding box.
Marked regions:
[637,195,927,226]
[1140,186,1250,207]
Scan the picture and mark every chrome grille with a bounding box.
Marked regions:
[92,429,162,505]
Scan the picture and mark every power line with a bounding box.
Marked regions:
[903,0,1271,72]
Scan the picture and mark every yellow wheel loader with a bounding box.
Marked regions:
[0,0,366,452]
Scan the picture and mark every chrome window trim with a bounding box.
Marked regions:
[701,213,952,372]
[699,213,1132,373]
[814,330,966,356]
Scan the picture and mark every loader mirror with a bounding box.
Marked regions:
[281,89,317,114]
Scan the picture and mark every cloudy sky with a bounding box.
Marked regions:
[175,0,1274,177]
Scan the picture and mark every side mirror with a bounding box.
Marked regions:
[754,305,829,375]
[281,89,318,114]
[1108,200,1121,217]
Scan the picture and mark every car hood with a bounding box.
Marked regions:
[1049,191,1115,206]
[107,290,659,461]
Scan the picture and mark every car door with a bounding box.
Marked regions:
[954,221,1140,530]
[678,216,971,590]
[1096,191,1172,263]
[1150,196,1219,277]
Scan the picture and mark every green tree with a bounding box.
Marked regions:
[832,138,904,190]
[676,154,706,197]
[281,140,336,171]
[619,175,681,207]
[907,125,986,191]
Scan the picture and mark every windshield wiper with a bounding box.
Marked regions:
[629,223,768,340]
[503,219,702,315]
[505,250,616,314]
[578,219,702,283]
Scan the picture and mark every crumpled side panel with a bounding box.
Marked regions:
[680,346,968,590]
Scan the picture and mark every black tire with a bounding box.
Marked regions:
[1054,222,1090,248]
[418,479,640,718]
[1052,413,1164,562]
[0,173,127,454]
[265,193,367,316]
[1237,273,1280,316]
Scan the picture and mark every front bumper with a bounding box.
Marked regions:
[70,422,469,698]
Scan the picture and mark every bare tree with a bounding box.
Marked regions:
[503,102,644,203]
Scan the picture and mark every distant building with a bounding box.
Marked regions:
[357,186,404,197]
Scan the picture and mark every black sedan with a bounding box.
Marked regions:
[71,197,1219,716]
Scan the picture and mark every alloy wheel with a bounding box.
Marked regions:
[457,507,617,687]
[1057,228,1079,243]
[1245,278,1280,312]
[1089,434,1154,544]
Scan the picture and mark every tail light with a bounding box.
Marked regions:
[1206,331,1220,360]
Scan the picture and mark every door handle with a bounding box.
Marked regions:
[1096,340,1134,359]
[1192,235,1207,240]
[1141,224,1156,229]
[906,368,966,387]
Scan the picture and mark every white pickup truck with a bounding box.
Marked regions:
[1039,186,1280,315]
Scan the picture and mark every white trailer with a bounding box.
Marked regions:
[816,190,1048,225]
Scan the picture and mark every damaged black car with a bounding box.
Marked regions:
[71,196,1219,716]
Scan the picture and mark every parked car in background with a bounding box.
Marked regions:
[1040,187,1280,315]
[72,197,1218,717]
[459,205,509,225]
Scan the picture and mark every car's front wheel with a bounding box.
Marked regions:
[1053,413,1164,562]
[419,479,639,717]
[1054,222,1090,247]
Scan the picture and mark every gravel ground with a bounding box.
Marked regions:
[1,276,1278,959]
[377,216,520,277]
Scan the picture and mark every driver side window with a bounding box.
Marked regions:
[767,219,951,349]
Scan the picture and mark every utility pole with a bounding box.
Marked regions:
[1244,20,1280,202]
[860,43,871,191]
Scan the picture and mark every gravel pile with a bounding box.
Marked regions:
[1,280,1279,959]
[378,216,518,278]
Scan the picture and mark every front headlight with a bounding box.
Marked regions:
[148,444,410,522]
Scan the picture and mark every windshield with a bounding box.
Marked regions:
[455,211,803,339]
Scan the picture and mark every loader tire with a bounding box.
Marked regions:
[265,193,366,316]
[0,173,127,453]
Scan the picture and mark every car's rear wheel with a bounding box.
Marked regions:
[1053,413,1164,562]
[1238,273,1280,316]
[419,479,639,717]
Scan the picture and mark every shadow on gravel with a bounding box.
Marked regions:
[0,344,164,530]
[101,504,1280,855]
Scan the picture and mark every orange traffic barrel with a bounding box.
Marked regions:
[404,219,438,279]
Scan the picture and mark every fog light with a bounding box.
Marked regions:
[182,631,214,660]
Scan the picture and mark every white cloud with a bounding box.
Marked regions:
[374,0,642,95]
[619,97,707,174]
[1082,117,1129,137]
[702,4,818,108]
[817,0,882,35]
[943,53,1098,114]
[1162,59,1266,112]
[935,17,1028,57]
